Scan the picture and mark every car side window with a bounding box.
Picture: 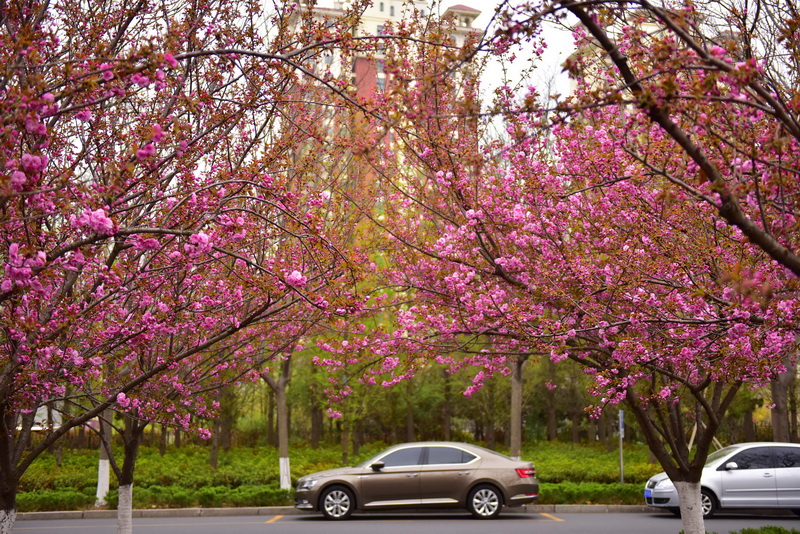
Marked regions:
[380,447,423,467]
[774,447,800,468]
[729,447,773,469]
[426,446,477,465]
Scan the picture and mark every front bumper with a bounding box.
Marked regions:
[644,484,679,507]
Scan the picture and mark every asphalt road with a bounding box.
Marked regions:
[12,511,800,534]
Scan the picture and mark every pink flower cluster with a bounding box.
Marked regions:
[71,208,116,235]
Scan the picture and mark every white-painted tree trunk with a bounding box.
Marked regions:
[674,480,705,534]
[117,483,133,534]
[96,458,110,506]
[0,509,16,534]
[279,456,291,490]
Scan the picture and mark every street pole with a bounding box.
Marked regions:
[619,409,624,484]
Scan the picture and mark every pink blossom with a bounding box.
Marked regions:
[100,62,114,81]
[709,46,726,57]
[286,270,307,288]
[152,124,165,143]
[72,208,115,235]
[163,53,179,68]
[11,171,27,191]
[136,143,156,160]
[75,109,93,122]
[20,154,47,173]
[116,393,131,408]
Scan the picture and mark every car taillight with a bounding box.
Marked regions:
[516,467,536,478]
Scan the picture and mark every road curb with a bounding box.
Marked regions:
[16,504,659,521]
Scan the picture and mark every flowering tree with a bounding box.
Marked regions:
[313,2,800,534]
[0,0,377,531]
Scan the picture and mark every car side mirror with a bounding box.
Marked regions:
[725,461,739,470]
[371,461,385,471]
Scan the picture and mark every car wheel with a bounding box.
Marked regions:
[668,507,681,517]
[468,484,503,519]
[320,486,354,520]
[792,509,800,517]
[700,488,717,518]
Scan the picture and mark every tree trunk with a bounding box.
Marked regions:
[0,474,18,534]
[209,419,220,469]
[310,367,323,448]
[261,358,292,490]
[115,417,146,534]
[96,409,112,507]
[791,380,798,442]
[598,410,608,447]
[571,411,581,443]
[442,369,452,441]
[743,407,756,442]
[510,356,527,459]
[159,425,167,456]
[674,480,705,534]
[406,380,415,442]
[267,389,276,446]
[772,360,796,442]
[117,484,134,534]
[341,422,350,465]
[546,360,558,441]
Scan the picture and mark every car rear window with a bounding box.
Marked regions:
[426,446,477,465]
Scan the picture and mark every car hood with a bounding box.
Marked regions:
[649,472,670,484]
[300,466,362,481]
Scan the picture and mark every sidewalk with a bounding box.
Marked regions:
[16,504,658,521]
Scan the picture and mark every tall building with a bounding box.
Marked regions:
[298,1,481,100]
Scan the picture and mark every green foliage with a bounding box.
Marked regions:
[522,441,662,484]
[16,488,96,512]
[538,482,644,505]
[730,529,800,534]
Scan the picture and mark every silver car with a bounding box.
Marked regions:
[295,441,539,520]
[644,442,800,517]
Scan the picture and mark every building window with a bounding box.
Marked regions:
[324,54,333,65]
[376,76,386,92]
[390,5,394,16]
[380,1,384,11]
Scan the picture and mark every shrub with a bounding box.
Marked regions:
[538,481,644,505]
[16,489,95,512]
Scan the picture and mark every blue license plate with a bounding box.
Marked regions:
[644,489,652,498]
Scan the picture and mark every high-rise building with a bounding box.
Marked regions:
[298,1,481,99]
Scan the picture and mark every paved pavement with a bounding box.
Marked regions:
[16,504,659,521]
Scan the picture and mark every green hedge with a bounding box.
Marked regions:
[17,441,662,511]
[538,482,644,505]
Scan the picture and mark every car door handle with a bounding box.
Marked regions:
[407,473,419,478]
[459,471,472,476]
[763,473,774,478]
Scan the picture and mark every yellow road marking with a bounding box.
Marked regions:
[265,515,283,523]
[539,512,565,522]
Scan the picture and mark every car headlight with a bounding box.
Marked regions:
[655,478,674,490]
[297,479,319,491]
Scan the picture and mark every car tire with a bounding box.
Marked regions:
[668,507,681,517]
[320,486,355,520]
[468,484,503,519]
[700,488,717,518]
[792,509,800,517]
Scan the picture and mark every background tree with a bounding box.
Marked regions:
[0,0,375,531]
